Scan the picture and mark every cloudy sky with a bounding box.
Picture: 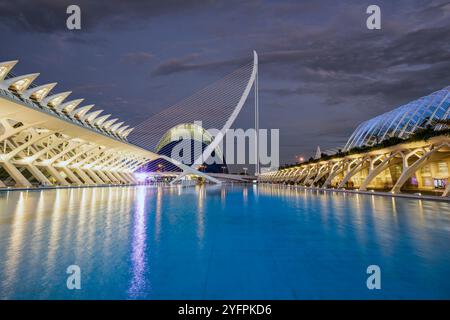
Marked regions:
[0,0,449,165]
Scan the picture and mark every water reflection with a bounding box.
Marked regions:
[3,192,28,293]
[0,185,449,299]
[257,184,450,259]
[196,186,205,240]
[128,187,148,298]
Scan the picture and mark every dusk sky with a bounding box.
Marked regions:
[1,0,449,165]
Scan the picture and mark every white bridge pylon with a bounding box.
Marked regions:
[128,51,260,185]
[171,51,259,184]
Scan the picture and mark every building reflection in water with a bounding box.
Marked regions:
[0,186,144,298]
[242,186,248,204]
[256,184,446,258]
[155,187,162,242]
[0,184,449,299]
[128,186,148,298]
[3,191,27,292]
[196,186,205,241]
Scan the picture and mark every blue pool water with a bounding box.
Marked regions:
[0,184,449,299]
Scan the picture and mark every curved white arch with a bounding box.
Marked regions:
[192,50,258,167]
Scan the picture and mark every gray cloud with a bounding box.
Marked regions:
[0,0,215,33]
[2,0,449,165]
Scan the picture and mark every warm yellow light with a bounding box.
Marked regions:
[31,88,49,101]
[10,79,29,92]
[49,96,64,107]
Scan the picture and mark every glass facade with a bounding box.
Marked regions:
[344,86,450,151]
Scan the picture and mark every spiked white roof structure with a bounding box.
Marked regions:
[0,59,134,141]
[109,121,124,133]
[122,127,134,138]
[23,82,57,102]
[43,91,72,108]
[58,98,84,113]
[73,104,94,119]
[93,114,111,126]
[116,125,129,135]
[3,73,40,93]
[84,110,103,123]
[103,118,118,130]
[0,60,18,80]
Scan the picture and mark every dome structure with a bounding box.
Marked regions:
[344,86,450,151]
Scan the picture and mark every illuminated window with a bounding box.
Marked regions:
[438,162,448,176]
[421,165,431,174]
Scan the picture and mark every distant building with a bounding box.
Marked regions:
[143,123,228,174]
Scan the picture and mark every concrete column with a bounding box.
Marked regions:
[61,167,83,185]
[1,161,32,187]
[86,169,105,184]
[104,171,120,183]
[25,164,51,185]
[119,172,135,184]
[95,170,112,184]
[44,166,70,186]
[75,168,95,184]
[124,172,137,183]
[110,172,127,184]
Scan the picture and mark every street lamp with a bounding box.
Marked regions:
[221,166,226,174]
[243,167,248,175]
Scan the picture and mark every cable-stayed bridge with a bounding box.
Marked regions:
[0,52,258,188]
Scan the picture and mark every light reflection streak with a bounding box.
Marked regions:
[75,188,89,262]
[243,186,248,204]
[155,187,162,242]
[3,192,27,292]
[391,197,397,217]
[128,186,148,298]
[197,186,205,240]
[221,187,226,204]
[29,191,47,281]
[353,192,367,245]
[45,189,65,280]
[418,199,424,223]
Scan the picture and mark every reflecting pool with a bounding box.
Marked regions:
[0,185,449,299]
